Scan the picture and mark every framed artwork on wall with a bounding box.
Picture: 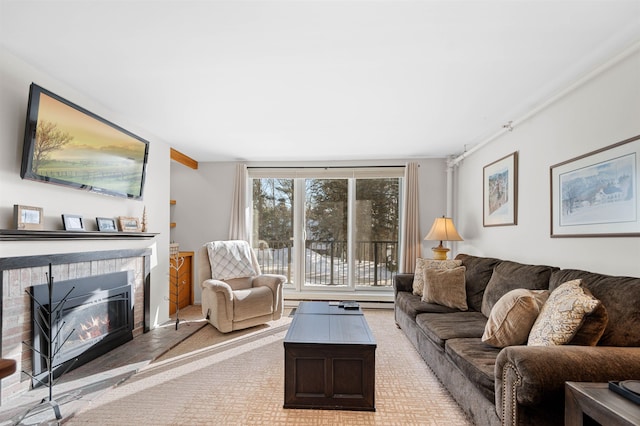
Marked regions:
[483,151,518,227]
[550,134,640,237]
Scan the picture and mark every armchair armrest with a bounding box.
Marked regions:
[496,345,640,422]
[201,279,234,322]
[394,273,414,295]
[253,274,286,315]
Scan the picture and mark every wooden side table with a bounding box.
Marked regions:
[0,358,16,379]
[565,381,640,426]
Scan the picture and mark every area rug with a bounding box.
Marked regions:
[65,309,471,425]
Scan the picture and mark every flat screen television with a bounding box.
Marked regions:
[21,83,150,200]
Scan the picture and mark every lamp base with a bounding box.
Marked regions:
[431,246,450,260]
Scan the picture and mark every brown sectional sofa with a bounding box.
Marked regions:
[393,253,640,426]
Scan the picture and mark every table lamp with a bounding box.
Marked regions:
[424,216,463,260]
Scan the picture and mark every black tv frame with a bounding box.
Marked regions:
[21,83,150,200]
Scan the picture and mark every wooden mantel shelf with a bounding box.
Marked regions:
[0,229,159,241]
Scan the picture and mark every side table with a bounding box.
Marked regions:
[565,381,640,426]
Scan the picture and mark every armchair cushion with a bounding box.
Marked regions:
[233,286,274,322]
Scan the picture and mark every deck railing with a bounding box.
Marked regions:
[255,240,398,287]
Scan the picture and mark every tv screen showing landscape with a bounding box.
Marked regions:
[21,83,149,200]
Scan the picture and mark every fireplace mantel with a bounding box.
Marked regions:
[0,229,158,241]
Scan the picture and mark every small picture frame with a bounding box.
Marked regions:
[96,217,118,232]
[62,214,85,231]
[118,216,141,232]
[14,204,44,230]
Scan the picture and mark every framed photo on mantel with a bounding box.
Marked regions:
[118,216,141,232]
[550,134,640,237]
[14,204,44,230]
[483,152,518,227]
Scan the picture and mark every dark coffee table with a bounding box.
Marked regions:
[283,301,376,411]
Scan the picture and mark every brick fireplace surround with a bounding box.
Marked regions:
[0,249,151,404]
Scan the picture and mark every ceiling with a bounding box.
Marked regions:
[2,1,640,162]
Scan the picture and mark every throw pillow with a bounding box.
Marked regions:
[422,266,468,311]
[412,258,463,297]
[527,279,601,346]
[482,289,549,348]
[568,302,608,346]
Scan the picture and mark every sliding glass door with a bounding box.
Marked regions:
[250,168,402,295]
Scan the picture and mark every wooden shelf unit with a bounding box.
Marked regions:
[169,251,193,315]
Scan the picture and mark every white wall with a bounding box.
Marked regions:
[170,158,448,302]
[454,46,640,278]
[0,47,172,328]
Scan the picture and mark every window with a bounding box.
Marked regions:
[250,167,403,296]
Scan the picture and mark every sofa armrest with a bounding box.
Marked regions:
[496,345,640,422]
[394,273,414,295]
[252,274,286,316]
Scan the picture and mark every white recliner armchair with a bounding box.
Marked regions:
[198,240,286,333]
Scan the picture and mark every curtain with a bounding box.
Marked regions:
[401,162,421,273]
[228,163,249,241]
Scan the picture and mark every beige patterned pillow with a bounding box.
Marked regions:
[412,258,463,297]
[482,289,549,348]
[422,266,468,311]
[527,279,601,346]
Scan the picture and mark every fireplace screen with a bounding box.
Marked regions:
[31,271,134,385]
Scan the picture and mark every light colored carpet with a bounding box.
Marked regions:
[66,309,472,425]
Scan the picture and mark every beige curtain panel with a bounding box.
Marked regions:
[401,162,420,273]
[228,163,249,241]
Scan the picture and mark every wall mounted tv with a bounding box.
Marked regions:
[21,83,150,200]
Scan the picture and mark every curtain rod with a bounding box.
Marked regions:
[247,165,405,169]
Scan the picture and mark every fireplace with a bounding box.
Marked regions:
[0,248,150,403]
[30,271,134,385]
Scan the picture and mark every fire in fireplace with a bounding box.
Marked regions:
[30,271,134,385]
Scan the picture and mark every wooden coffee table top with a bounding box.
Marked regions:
[285,302,376,345]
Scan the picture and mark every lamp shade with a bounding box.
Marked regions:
[424,216,463,242]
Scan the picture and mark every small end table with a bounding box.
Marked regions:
[565,381,640,426]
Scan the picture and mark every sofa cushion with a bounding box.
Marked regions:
[455,254,502,312]
[550,269,640,347]
[422,266,468,311]
[416,311,487,349]
[445,338,501,402]
[395,291,458,322]
[412,258,463,297]
[481,260,558,317]
[482,288,549,348]
[528,279,600,346]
